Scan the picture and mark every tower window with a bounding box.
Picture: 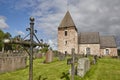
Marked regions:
[65,51,67,56]
[65,41,67,45]
[65,31,67,36]
[64,40,67,45]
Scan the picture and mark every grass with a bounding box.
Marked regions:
[0,57,120,80]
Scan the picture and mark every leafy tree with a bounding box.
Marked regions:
[4,32,11,38]
[40,46,49,53]
[0,30,5,51]
[0,29,12,51]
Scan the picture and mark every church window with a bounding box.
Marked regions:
[64,40,67,45]
[65,51,67,56]
[86,47,90,55]
[105,49,109,55]
[65,31,67,36]
[65,41,67,45]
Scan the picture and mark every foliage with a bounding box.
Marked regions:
[40,46,49,53]
[117,49,120,56]
[0,30,12,51]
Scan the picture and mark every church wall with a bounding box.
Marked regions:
[100,48,118,56]
[58,27,78,54]
[79,44,100,56]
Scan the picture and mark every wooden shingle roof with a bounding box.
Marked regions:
[79,32,100,44]
[100,36,117,48]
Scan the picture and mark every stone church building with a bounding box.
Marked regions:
[58,11,118,56]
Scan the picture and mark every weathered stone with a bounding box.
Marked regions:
[0,55,27,73]
[58,53,65,61]
[45,50,53,63]
[35,53,43,59]
[77,58,90,77]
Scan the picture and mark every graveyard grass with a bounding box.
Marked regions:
[0,57,120,80]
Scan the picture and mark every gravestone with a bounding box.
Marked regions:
[35,53,43,59]
[77,58,90,77]
[45,50,53,63]
[58,52,65,61]
[92,55,97,64]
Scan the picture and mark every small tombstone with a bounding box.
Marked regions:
[35,53,42,59]
[93,55,97,64]
[58,53,65,61]
[45,50,53,63]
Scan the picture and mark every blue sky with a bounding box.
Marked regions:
[0,0,120,49]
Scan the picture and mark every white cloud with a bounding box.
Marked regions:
[14,0,120,47]
[15,30,25,36]
[0,16,9,29]
[48,39,57,50]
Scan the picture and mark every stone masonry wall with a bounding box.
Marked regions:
[79,44,100,56]
[0,55,27,73]
[100,48,118,56]
[58,27,78,54]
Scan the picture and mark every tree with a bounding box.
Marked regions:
[0,30,5,51]
[0,30,12,51]
[4,32,11,38]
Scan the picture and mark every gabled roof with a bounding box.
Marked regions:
[59,11,76,28]
[79,32,100,44]
[100,36,117,48]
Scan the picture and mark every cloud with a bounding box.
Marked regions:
[48,39,57,50]
[15,30,25,36]
[14,0,120,48]
[0,16,9,29]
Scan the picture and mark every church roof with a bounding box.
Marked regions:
[100,36,117,48]
[79,32,100,44]
[59,11,76,28]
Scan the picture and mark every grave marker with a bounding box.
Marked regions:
[77,58,90,77]
[45,50,53,63]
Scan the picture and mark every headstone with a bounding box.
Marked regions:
[35,53,43,59]
[58,53,65,61]
[45,50,53,63]
[93,55,97,64]
[77,58,90,77]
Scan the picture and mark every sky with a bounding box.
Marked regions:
[0,0,120,49]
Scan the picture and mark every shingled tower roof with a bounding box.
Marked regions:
[59,11,77,30]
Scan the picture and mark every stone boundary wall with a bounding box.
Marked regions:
[0,55,27,73]
[77,58,90,77]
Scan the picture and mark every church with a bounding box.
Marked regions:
[58,11,118,56]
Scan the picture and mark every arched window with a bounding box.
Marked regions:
[86,47,90,55]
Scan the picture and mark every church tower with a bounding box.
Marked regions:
[58,11,78,54]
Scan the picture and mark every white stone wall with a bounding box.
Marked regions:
[79,44,100,55]
[100,48,118,56]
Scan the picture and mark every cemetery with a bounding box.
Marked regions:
[0,16,120,80]
[0,9,120,80]
[0,54,120,80]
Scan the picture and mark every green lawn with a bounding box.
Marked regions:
[0,57,120,80]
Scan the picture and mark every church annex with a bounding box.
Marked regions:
[58,11,117,56]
